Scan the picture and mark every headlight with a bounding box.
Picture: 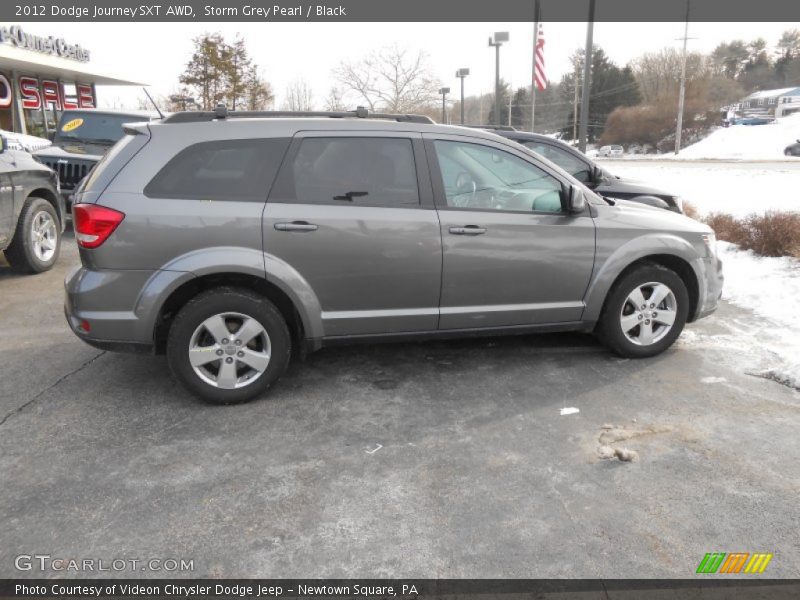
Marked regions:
[702,232,716,256]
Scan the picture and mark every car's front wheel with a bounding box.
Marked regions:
[167,288,291,404]
[4,197,61,273]
[596,263,689,358]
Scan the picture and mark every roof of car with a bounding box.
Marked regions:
[148,112,516,145]
[63,108,159,119]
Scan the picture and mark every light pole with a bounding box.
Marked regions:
[488,31,509,126]
[455,68,470,124]
[439,87,450,123]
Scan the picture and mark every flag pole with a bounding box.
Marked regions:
[531,0,540,132]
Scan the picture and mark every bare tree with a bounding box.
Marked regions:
[334,45,440,113]
[282,78,315,111]
[324,86,347,111]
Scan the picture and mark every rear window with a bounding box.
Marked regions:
[144,138,290,201]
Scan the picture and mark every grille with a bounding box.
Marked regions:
[39,159,96,191]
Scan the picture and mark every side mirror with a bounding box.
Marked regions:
[0,135,6,154]
[567,184,586,213]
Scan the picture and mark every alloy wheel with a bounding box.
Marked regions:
[619,282,678,346]
[31,210,57,262]
[188,312,272,389]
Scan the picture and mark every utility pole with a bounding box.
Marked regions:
[572,61,580,142]
[578,0,595,153]
[531,0,541,132]
[675,0,691,155]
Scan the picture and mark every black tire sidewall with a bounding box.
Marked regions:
[598,264,690,358]
[5,197,61,273]
[167,288,291,404]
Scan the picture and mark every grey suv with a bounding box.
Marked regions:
[65,108,723,404]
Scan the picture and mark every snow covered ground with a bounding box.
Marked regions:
[601,160,800,217]
[677,113,800,161]
[609,112,800,161]
[711,243,800,390]
[601,159,800,390]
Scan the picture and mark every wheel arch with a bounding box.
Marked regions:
[27,187,63,227]
[152,272,309,355]
[583,235,702,324]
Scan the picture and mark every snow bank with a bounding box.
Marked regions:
[632,113,800,161]
[680,114,800,160]
[605,162,800,217]
[715,242,800,389]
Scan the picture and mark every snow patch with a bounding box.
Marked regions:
[560,407,580,416]
[716,242,800,390]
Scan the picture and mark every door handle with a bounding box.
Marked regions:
[274,221,318,232]
[449,225,487,235]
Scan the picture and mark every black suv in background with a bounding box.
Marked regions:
[33,109,157,208]
[0,135,63,273]
[481,127,685,213]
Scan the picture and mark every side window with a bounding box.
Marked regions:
[523,141,592,183]
[433,140,564,213]
[272,137,419,207]
[144,138,290,201]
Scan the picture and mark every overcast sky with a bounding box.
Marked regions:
[18,21,796,108]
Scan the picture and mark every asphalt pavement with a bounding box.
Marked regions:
[1,231,799,578]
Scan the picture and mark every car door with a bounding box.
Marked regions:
[425,134,596,330]
[263,131,442,337]
[0,149,15,249]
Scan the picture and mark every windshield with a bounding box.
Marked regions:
[54,113,139,145]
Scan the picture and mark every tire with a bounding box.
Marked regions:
[167,287,292,404]
[4,197,61,274]
[596,263,690,358]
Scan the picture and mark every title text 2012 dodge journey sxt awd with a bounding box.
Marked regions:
[65,108,723,404]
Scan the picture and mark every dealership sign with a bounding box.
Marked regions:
[0,73,95,110]
[0,25,90,62]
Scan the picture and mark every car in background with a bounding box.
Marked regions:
[477,127,685,213]
[597,145,624,157]
[0,130,51,153]
[0,135,64,273]
[733,116,774,126]
[32,109,158,208]
[784,140,800,156]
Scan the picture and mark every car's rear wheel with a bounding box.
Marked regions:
[167,287,291,404]
[4,197,61,273]
[596,263,689,358]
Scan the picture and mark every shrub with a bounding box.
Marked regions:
[704,211,800,258]
[743,212,800,258]
[682,202,699,219]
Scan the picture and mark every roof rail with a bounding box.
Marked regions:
[461,124,518,131]
[162,104,435,125]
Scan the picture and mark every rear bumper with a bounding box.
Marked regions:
[64,264,192,353]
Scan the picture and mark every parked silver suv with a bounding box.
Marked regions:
[64,108,723,404]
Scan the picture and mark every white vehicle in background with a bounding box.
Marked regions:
[0,130,51,153]
[598,145,624,157]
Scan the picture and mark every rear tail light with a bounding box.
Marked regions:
[73,204,125,249]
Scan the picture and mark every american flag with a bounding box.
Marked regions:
[534,23,547,91]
